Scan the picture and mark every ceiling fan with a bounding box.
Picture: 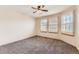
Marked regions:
[32,5,48,13]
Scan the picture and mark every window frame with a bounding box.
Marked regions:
[60,8,75,36]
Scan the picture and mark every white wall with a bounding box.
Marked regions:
[76,6,79,50]
[0,10,35,46]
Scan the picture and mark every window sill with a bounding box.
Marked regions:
[62,32,74,36]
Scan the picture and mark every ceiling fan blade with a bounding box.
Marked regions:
[40,9,48,12]
[32,7,37,9]
[33,11,37,13]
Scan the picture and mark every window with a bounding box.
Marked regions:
[61,10,75,36]
[48,16,58,33]
[40,18,48,32]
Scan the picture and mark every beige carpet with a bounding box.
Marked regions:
[0,36,78,54]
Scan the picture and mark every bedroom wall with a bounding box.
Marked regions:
[0,10,35,46]
[76,6,79,50]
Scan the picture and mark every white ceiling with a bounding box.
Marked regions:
[0,5,72,17]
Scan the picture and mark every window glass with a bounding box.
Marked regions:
[40,18,48,32]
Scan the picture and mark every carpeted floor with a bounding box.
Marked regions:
[0,36,78,54]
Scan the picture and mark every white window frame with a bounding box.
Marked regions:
[61,9,75,36]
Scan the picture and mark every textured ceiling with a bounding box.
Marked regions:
[0,5,72,17]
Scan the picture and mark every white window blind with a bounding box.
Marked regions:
[49,16,58,32]
[40,18,47,32]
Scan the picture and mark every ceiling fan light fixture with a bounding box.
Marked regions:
[32,5,48,13]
